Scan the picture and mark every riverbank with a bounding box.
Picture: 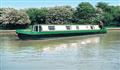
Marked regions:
[0,27,120,35]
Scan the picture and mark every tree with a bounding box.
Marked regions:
[0,8,2,25]
[0,8,30,29]
[112,6,120,26]
[93,8,104,23]
[25,8,48,25]
[46,6,74,24]
[96,2,120,26]
[96,2,110,12]
[74,2,96,24]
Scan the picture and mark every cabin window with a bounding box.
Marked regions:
[66,26,71,30]
[90,26,94,29]
[39,26,42,32]
[48,26,55,30]
[34,26,38,31]
[76,26,79,30]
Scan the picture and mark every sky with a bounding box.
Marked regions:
[0,0,120,9]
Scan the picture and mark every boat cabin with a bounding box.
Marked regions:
[32,25,100,32]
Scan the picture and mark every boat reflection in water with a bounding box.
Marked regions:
[1,35,100,54]
[41,37,100,54]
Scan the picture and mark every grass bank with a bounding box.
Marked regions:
[0,30,16,35]
[106,26,120,30]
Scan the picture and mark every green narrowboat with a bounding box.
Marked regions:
[16,25,107,40]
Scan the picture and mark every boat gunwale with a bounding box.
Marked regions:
[16,29,107,35]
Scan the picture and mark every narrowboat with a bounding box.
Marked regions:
[16,25,107,40]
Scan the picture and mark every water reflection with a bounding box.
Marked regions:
[0,30,120,70]
[0,35,100,53]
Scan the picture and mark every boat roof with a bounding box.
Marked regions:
[33,24,98,26]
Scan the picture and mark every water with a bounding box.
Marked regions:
[0,30,120,70]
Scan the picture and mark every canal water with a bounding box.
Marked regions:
[0,30,120,70]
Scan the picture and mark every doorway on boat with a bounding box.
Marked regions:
[33,25,42,32]
[34,26,38,32]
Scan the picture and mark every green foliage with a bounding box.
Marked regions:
[25,8,48,25]
[96,2,109,12]
[96,2,120,26]
[0,8,2,25]
[74,2,96,24]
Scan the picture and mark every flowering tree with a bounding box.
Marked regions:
[46,6,74,24]
[0,8,30,29]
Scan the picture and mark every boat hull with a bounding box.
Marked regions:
[17,29,107,40]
